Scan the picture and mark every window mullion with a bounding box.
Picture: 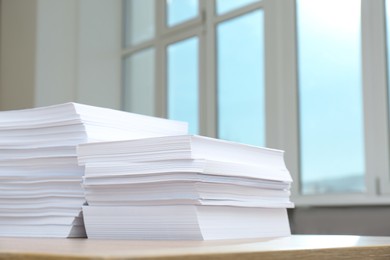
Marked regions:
[155,0,166,118]
[361,0,390,195]
[264,0,300,197]
[198,0,207,136]
[203,0,217,137]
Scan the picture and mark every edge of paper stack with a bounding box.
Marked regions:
[0,102,294,240]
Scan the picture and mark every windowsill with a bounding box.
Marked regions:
[291,193,390,207]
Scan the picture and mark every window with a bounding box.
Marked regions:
[124,0,155,47]
[166,0,199,27]
[167,37,199,134]
[217,10,265,146]
[122,0,265,146]
[297,0,365,194]
[216,0,260,15]
[122,0,390,206]
[123,48,155,116]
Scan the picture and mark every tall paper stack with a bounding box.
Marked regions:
[0,103,187,237]
[78,135,294,240]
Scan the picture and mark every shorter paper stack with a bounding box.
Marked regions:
[78,135,294,240]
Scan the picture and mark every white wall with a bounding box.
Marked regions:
[0,0,122,111]
[77,0,122,109]
[0,0,37,110]
[35,0,78,106]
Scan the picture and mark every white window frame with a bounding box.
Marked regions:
[121,0,390,206]
[361,0,390,196]
[288,0,390,206]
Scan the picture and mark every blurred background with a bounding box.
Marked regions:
[1,0,390,235]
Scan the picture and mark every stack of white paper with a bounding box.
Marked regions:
[0,103,187,237]
[78,135,294,240]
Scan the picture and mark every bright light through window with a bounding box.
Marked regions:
[297,0,365,194]
[167,37,199,134]
[217,10,265,147]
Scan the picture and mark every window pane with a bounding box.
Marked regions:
[216,0,260,15]
[123,48,155,116]
[297,0,365,194]
[166,0,198,27]
[217,10,265,147]
[167,37,199,134]
[124,0,155,46]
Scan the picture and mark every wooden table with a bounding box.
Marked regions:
[0,235,390,259]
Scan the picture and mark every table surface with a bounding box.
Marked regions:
[1,235,390,259]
